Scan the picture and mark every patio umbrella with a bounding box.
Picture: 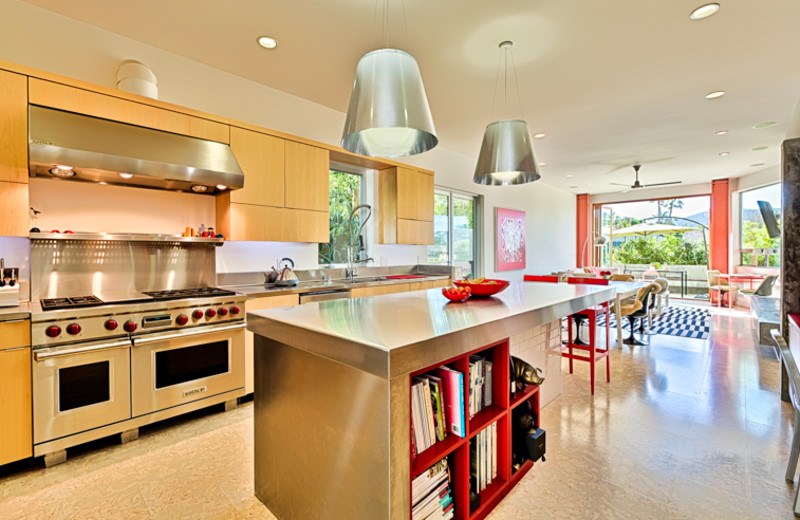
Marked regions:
[612,222,698,237]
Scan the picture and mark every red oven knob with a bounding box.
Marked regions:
[218,307,228,316]
[66,323,81,335]
[230,305,241,315]
[205,308,217,318]
[192,309,204,320]
[176,314,189,326]
[123,320,138,333]
[104,319,118,331]
[45,325,61,338]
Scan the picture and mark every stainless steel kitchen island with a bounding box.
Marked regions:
[247,281,615,520]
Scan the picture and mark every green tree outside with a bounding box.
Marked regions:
[318,171,362,265]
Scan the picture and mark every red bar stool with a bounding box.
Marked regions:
[564,277,611,395]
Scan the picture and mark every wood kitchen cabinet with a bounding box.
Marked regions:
[378,166,435,245]
[0,182,29,237]
[0,70,28,184]
[349,283,411,298]
[0,319,32,466]
[28,78,229,143]
[229,127,285,208]
[284,141,329,212]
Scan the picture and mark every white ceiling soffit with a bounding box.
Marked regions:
[21,0,800,195]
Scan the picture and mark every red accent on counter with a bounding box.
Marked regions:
[385,275,428,279]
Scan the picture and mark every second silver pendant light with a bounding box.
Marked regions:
[473,41,540,186]
[340,0,437,158]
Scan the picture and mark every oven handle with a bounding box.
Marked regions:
[132,322,246,345]
[34,339,132,360]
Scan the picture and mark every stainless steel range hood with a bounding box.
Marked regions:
[29,106,244,194]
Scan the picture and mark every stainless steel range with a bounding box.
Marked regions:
[29,233,245,466]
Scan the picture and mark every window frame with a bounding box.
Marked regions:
[429,186,482,277]
[738,182,781,267]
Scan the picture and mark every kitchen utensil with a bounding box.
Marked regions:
[453,279,509,297]
[275,258,299,287]
[0,258,5,287]
[266,266,280,284]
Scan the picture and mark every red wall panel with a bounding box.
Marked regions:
[576,194,591,267]
[709,179,730,273]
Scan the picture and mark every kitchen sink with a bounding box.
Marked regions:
[344,276,388,284]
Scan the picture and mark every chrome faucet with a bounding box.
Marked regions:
[345,204,372,280]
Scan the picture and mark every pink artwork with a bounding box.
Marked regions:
[496,208,526,271]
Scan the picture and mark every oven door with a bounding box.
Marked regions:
[131,322,245,417]
[32,338,132,444]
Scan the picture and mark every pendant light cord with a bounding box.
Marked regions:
[504,47,509,120]
[510,48,525,121]
[384,0,389,48]
[489,49,502,122]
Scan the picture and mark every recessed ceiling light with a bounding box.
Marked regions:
[750,163,765,167]
[752,146,768,151]
[118,172,134,179]
[48,166,75,177]
[257,36,278,49]
[99,182,107,185]
[754,121,777,129]
[715,130,728,136]
[569,185,578,189]
[533,133,546,139]
[705,90,725,99]
[566,174,573,178]
[690,3,720,20]
[718,152,729,156]
[587,184,593,187]
[538,162,546,167]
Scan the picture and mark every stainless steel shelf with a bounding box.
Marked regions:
[29,232,225,245]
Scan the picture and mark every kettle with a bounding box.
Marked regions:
[275,257,299,287]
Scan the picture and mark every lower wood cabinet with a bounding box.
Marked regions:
[0,319,32,466]
[349,283,410,298]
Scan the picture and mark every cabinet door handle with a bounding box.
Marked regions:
[2,318,27,323]
[2,346,28,352]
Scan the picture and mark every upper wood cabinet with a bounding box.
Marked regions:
[229,127,285,208]
[285,141,329,212]
[0,182,29,237]
[28,78,229,143]
[396,167,434,222]
[378,166,435,245]
[0,319,32,466]
[0,71,28,184]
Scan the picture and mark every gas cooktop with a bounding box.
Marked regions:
[40,287,238,310]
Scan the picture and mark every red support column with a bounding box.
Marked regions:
[709,179,730,274]
[576,194,591,267]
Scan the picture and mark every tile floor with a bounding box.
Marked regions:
[0,303,795,519]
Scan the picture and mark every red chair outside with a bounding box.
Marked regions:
[565,277,611,394]
[524,275,559,283]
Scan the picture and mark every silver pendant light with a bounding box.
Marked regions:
[340,1,437,158]
[473,41,540,186]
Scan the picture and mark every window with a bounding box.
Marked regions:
[740,183,781,266]
[318,170,364,265]
[428,188,481,277]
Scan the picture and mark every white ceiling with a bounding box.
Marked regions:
[22,0,800,195]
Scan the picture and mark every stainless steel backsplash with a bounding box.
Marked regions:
[31,239,216,301]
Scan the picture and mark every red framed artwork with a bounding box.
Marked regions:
[495,207,526,271]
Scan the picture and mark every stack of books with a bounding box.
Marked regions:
[468,356,493,418]
[470,422,497,494]
[411,368,466,457]
[412,458,455,520]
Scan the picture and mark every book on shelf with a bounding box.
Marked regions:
[469,355,493,418]
[484,360,493,408]
[428,376,447,442]
[470,422,497,494]
[434,367,465,438]
[411,378,431,454]
[412,457,455,520]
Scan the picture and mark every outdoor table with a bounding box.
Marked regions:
[623,268,688,298]
[717,273,766,308]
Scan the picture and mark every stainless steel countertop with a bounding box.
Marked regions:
[247,281,615,379]
[224,275,450,299]
[0,302,31,321]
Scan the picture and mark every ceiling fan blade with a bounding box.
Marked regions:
[642,181,682,187]
[609,183,630,186]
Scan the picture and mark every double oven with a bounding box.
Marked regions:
[29,235,246,465]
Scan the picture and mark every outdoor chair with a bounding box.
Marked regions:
[707,269,739,307]
[741,275,778,298]
[769,329,800,516]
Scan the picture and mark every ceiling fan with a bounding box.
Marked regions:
[610,164,682,192]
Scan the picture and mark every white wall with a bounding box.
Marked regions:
[1,0,576,279]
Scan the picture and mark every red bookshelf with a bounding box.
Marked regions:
[409,339,542,520]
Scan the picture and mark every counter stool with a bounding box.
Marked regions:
[564,277,611,395]
[770,330,800,516]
